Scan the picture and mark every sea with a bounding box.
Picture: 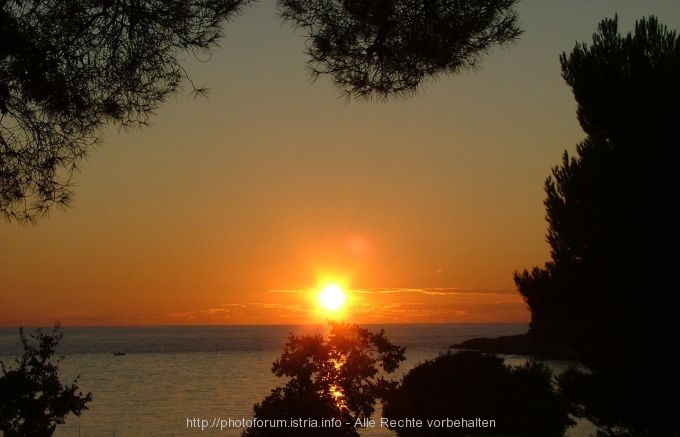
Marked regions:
[0,324,595,437]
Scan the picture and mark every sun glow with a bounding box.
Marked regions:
[318,284,347,312]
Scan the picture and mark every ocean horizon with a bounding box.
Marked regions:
[0,323,594,436]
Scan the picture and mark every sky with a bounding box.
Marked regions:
[2,1,680,327]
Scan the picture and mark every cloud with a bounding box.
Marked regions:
[200,308,228,315]
[347,300,528,323]
[353,287,517,296]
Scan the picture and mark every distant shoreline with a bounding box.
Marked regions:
[449,333,578,361]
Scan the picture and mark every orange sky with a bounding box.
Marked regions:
[2,1,680,326]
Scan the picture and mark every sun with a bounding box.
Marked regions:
[318,284,347,312]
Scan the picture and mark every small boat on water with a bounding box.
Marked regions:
[113,352,126,356]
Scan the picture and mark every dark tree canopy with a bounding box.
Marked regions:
[560,16,680,145]
[382,351,571,437]
[242,322,405,437]
[0,0,251,222]
[279,0,521,99]
[0,325,92,437]
[515,16,680,437]
[2,0,520,222]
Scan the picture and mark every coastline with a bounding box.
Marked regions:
[449,333,578,361]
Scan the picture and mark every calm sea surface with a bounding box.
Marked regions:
[0,324,594,437]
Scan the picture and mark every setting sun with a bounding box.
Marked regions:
[318,284,347,312]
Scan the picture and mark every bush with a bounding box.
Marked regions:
[382,351,572,437]
[0,324,92,437]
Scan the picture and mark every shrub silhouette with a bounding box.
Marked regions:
[382,351,571,437]
[0,324,91,437]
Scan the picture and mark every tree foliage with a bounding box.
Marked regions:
[242,321,405,437]
[1,0,521,222]
[279,0,521,99]
[382,351,571,437]
[514,16,680,436]
[0,0,251,222]
[0,324,92,437]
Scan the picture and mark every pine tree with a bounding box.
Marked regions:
[515,16,680,436]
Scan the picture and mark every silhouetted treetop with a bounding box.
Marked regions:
[271,321,405,419]
[560,15,680,144]
[279,0,521,99]
[243,322,405,437]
